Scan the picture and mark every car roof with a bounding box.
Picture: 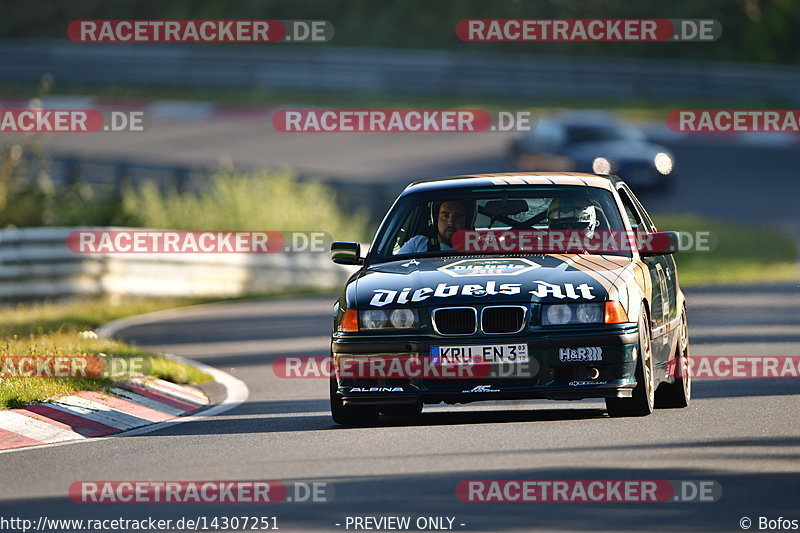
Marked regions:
[404,172,620,195]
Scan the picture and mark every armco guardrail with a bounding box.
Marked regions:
[18,153,403,222]
[0,227,359,303]
[2,41,799,102]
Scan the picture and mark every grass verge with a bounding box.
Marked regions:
[0,333,211,409]
[0,289,335,409]
[652,214,799,287]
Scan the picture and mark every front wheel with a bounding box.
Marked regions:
[655,309,691,408]
[329,377,379,427]
[606,309,654,417]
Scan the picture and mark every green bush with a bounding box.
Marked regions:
[117,169,369,241]
[0,152,370,242]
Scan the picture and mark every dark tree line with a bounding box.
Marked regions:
[2,0,798,64]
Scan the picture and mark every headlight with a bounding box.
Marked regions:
[592,157,612,174]
[576,303,603,323]
[543,304,572,325]
[541,303,604,325]
[360,309,419,330]
[361,310,388,329]
[390,308,417,328]
[654,152,673,175]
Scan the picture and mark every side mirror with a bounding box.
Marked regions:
[331,241,364,265]
[638,231,680,256]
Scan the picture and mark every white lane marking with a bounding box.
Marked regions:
[0,411,85,444]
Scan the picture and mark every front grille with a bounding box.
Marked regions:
[481,306,526,334]
[433,307,477,335]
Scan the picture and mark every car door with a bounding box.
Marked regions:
[616,184,673,367]
[627,186,679,321]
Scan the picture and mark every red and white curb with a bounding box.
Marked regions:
[0,377,209,451]
[0,305,249,453]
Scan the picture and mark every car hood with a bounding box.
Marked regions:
[353,255,634,308]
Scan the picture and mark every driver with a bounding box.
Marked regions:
[547,197,599,234]
[398,200,471,254]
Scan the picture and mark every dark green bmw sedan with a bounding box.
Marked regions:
[329,172,691,426]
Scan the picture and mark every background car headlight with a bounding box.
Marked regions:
[654,152,673,175]
[543,304,572,325]
[389,308,418,328]
[541,303,604,325]
[359,309,419,330]
[592,157,612,174]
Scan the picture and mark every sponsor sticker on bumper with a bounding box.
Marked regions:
[431,344,528,366]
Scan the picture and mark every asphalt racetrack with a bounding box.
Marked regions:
[0,282,798,532]
[0,126,798,532]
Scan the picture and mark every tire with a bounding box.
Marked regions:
[329,377,379,427]
[655,309,691,409]
[606,309,655,417]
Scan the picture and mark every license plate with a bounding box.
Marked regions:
[430,344,528,366]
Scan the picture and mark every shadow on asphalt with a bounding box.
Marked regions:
[3,464,797,532]
[121,376,800,439]
[122,405,610,437]
[693,378,800,399]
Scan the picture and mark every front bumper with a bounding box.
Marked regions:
[332,327,640,406]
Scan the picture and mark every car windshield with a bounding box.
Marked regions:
[370,185,628,262]
[564,124,645,144]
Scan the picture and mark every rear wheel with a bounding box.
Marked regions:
[606,309,654,417]
[655,309,691,408]
[329,377,379,427]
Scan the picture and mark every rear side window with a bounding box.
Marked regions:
[616,187,644,230]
